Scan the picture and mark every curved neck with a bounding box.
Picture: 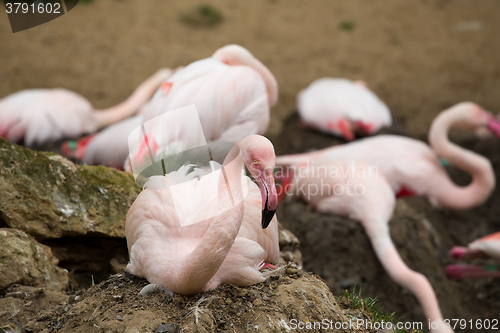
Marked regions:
[177,145,245,294]
[93,69,170,129]
[250,59,279,107]
[362,218,447,327]
[428,110,495,209]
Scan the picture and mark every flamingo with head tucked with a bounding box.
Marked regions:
[447,232,500,280]
[297,78,391,141]
[125,135,279,295]
[276,102,500,210]
[0,68,172,147]
[123,44,278,171]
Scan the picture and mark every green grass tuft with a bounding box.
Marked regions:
[179,4,224,28]
[339,20,356,31]
[338,285,422,333]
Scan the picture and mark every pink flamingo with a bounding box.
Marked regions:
[63,45,278,170]
[125,135,279,295]
[297,78,391,141]
[281,160,452,332]
[447,232,500,280]
[0,68,172,147]
[276,102,500,210]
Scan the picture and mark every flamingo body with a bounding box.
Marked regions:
[126,135,279,295]
[142,58,270,142]
[282,160,451,332]
[277,102,498,210]
[125,45,277,171]
[297,78,391,140]
[0,69,172,147]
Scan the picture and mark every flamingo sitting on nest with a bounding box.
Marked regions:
[447,232,500,280]
[276,102,500,210]
[0,69,172,147]
[125,135,279,295]
[297,78,392,141]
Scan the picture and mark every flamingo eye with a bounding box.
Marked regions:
[254,160,258,164]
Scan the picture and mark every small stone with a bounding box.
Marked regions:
[156,322,177,333]
[116,315,123,321]
[253,298,263,306]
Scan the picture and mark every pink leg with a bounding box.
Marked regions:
[260,263,276,270]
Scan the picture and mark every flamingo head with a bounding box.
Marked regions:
[238,135,278,229]
[212,44,279,107]
[451,102,500,137]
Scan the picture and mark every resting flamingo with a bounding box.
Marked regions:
[125,135,279,295]
[447,232,500,280]
[0,68,172,147]
[276,102,500,210]
[123,44,278,171]
[281,160,452,332]
[297,78,391,141]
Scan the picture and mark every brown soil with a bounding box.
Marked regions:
[1,269,381,333]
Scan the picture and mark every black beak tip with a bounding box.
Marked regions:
[261,208,276,229]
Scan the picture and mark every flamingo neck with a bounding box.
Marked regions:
[250,59,279,107]
[362,218,447,328]
[177,145,245,294]
[428,110,494,209]
[93,69,169,129]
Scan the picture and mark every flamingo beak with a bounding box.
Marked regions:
[485,112,500,138]
[259,174,278,229]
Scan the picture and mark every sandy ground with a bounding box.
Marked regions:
[2,0,500,331]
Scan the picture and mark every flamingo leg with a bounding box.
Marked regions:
[139,283,174,298]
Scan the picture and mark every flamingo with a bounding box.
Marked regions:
[446,232,500,280]
[0,68,173,147]
[125,135,279,295]
[281,160,452,332]
[123,45,278,172]
[276,102,500,210]
[297,78,392,141]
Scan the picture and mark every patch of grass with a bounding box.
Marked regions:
[179,4,224,28]
[339,20,356,31]
[337,285,422,333]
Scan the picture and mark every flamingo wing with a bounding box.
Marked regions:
[0,89,95,146]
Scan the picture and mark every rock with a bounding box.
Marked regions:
[0,229,68,292]
[278,222,303,268]
[0,139,140,240]
[17,270,376,333]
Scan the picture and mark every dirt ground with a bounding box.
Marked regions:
[2,0,500,331]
